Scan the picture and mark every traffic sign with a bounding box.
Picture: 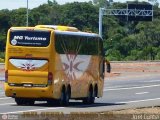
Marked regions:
[127,4,153,21]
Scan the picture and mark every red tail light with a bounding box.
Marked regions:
[48,72,53,85]
[5,70,8,83]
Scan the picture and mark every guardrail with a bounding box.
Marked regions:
[0,61,160,65]
[111,60,160,63]
[0,61,159,81]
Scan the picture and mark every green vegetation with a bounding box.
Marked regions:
[0,0,159,61]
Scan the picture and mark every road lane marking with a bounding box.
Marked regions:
[104,85,124,89]
[0,97,12,100]
[0,107,64,114]
[0,103,15,106]
[104,84,160,91]
[135,92,149,95]
[117,97,160,104]
[139,80,160,83]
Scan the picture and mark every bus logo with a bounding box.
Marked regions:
[11,39,17,45]
[14,36,23,40]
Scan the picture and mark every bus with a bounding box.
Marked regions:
[5,25,109,106]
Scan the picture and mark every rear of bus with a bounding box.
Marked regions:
[4,27,54,104]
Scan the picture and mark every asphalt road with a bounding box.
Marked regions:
[1,73,160,114]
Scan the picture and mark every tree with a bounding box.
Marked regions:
[0,9,10,52]
[10,8,27,26]
[0,1,160,61]
[93,0,109,7]
[60,2,98,32]
[48,0,58,6]
[149,0,159,6]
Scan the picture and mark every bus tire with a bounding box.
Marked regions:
[27,100,35,106]
[59,88,65,106]
[47,99,58,106]
[58,87,70,106]
[83,86,95,104]
[64,88,70,106]
[15,98,26,105]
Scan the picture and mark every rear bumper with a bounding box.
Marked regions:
[4,83,53,99]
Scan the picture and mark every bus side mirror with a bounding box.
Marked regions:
[106,63,111,73]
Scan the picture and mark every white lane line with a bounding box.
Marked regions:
[1,107,64,114]
[139,80,160,83]
[0,97,12,100]
[135,92,149,95]
[0,103,15,106]
[104,84,160,91]
[104,85,123,89]
[117,97,160,104]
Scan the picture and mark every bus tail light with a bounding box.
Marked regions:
[48,72,53,85]
[5,70,8,83]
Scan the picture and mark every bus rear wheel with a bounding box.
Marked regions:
[15,98,26,105]
[64,88,70,106]
[27,100,35,106]
[83,87,95,104]
[15,98,35,106]
[59,88,70,106]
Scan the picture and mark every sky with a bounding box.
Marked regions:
[0,0,151,10]
[0,0,90,10]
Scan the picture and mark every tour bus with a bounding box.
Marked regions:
[5,25,109,106]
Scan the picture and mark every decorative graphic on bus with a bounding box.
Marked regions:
[60,54,91,80]
[9,59,48,71]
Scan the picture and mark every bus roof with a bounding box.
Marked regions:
[54,30,100,38]
[35,25,100,38]
[35,25,79,32]
[9,25,101,39]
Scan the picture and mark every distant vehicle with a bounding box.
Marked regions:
[4,25,109,106]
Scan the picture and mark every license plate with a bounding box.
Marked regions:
[23,84,32,87]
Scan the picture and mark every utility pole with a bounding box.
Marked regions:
[99,8,103,38]
[26,0,29,26]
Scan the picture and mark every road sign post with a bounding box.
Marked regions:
[99,8,103,38]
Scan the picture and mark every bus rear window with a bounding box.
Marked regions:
[10,30,50,47]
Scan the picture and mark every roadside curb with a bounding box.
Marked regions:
[111,61,160,63]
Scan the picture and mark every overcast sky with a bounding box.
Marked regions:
[0,0,150,10]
